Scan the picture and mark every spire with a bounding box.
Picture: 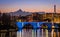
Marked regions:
[54,5,56,13]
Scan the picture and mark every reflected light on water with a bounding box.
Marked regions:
[17,29,59,37]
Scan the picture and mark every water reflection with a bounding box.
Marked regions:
[17,29,60,37]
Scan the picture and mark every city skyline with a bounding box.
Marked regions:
[0,0,60,13]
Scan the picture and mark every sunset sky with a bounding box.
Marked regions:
[0,0,60,13]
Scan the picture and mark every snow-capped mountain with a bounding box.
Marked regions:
[9,9,32,16]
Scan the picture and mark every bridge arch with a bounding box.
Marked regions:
[38,22,52,32]
[38,22,52,28]
[23,22,37,29]
[16,22,37,31]
[23,23,33,29]
[16,22,52,31]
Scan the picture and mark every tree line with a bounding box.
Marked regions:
[0,13,17,30]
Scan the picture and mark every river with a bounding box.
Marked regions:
[17,29,60,37]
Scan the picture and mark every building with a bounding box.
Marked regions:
[45,13,60,23]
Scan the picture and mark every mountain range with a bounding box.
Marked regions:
[9,9,45,16]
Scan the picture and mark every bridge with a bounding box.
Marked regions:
[16,22,60,37]
[16,22,59,31]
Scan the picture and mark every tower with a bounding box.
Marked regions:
[54,5,56,13]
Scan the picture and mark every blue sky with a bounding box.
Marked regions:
[0,0,60,13]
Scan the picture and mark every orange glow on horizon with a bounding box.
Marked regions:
[0,8,19,13]
[0,8,60,13]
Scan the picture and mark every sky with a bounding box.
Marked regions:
[0,0,60,13]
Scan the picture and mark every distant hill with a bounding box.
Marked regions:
[9,9,32,16]
[9,9,45,16]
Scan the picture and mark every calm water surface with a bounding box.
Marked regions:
[17,29,60,37]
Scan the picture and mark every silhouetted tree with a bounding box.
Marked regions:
[2,13,11,25]
[1,13,11,30]
[0,12,1,24]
